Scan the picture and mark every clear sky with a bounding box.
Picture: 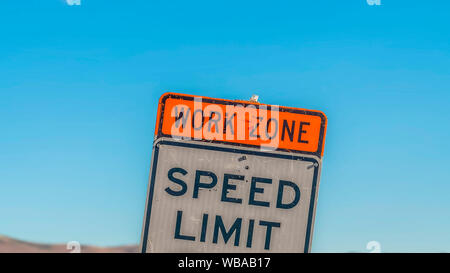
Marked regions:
[0,1,449,252]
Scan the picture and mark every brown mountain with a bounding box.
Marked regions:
[0,235,139,253]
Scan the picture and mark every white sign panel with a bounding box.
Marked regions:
[140,138,321,253]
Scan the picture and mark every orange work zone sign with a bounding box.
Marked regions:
[155,93,327,157]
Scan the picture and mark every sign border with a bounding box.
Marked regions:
[141,139,320,253]
[155,93,327,158]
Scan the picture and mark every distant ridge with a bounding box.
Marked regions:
[0,235,139,253]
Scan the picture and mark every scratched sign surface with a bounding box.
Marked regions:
[140,93,327,253]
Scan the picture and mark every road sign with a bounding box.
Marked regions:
[154,93,327,157]
[140,93,327,253]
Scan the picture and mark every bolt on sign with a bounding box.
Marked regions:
[140,93,327,253]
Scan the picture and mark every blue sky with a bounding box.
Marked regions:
[0,0,449,252]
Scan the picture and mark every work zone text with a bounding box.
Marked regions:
[158,97,325,155]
